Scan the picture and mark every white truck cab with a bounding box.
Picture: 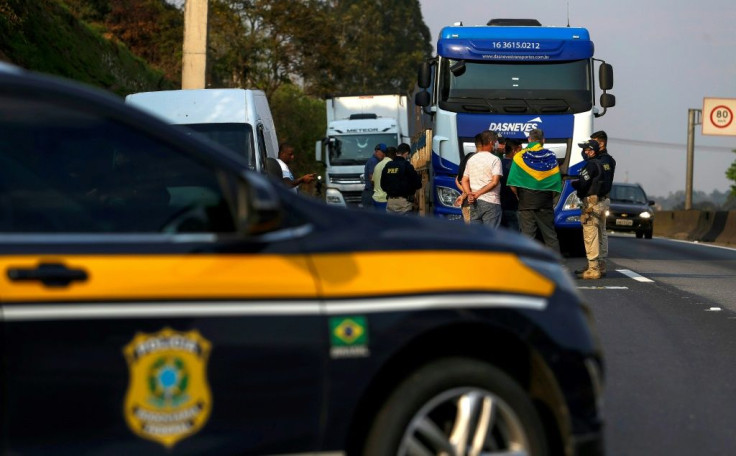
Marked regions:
[316,95,410,206]
[126,89,279,173]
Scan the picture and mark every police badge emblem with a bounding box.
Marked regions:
[123,328,212,448]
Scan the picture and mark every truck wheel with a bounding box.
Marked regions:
[362,357,548,456]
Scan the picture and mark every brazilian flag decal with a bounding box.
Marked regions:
[329,316,370,358]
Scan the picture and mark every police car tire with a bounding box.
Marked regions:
[362,357,548,456]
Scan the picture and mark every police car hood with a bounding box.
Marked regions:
[279,189,559,263]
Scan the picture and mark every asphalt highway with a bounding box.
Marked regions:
[567,234,736,455]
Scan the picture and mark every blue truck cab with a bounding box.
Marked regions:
[415,18,615,255]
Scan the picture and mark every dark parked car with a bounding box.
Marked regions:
[0,64,604,456]
[607,182,655,238]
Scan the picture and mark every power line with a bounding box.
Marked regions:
[610,137,735,153]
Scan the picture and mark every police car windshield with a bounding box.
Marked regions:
[181,123,255,168]
[328,134,398,166]
[439,59,592,114]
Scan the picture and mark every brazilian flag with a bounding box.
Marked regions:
[507,143,562,192]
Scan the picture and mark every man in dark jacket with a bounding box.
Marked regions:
[381,143,422,214]
[590,130,616,276]
[500,139,522,231]
[507,129,561,251]
[572,140,614,279]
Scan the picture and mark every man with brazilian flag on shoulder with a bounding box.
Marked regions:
[507,128,562,253]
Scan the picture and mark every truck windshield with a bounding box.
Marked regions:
[328,134,398,166]
[439,59,592,114]
[181,123,256,168]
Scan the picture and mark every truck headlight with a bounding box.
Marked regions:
[562,192,582,211]
[325,188,345,206]
[436,186,461,207]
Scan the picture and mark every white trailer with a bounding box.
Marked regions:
[316,94,410,206]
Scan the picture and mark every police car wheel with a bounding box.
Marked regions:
[644,228,653,239]
[363,357,548,456]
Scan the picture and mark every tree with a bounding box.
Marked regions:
[726,150,736,197]
[329,0,432,95]
[104,0,183,83]
[269,82,325,177]
[209,0,431,97]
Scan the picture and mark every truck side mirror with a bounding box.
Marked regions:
[599,63,614,91]
[418,61,431,89]
[315,140,322,162]
[415,91,430,108]
[600,93,616,109]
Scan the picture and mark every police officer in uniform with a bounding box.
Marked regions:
[381,143,422,214]
[590,131,616,276]
[572,140,614,279]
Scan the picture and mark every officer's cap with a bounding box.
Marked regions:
[578,140,600,153]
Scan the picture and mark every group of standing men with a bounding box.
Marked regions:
[362,142,422,214]
[454,128,615,280]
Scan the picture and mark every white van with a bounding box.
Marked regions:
[126,89,279,174]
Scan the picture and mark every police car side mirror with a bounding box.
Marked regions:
[235,171,283,235]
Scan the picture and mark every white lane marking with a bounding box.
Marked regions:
[616,269,655,283]
[577,286,629,290]
[706,307,722,312]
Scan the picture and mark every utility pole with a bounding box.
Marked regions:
[685,109,701,210]
[182,0,208,89]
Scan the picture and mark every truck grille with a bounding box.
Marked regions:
[330,173,363,185]
[342,191,363,206]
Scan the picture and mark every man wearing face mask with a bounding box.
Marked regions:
[590,131,616,275]
[572,140,615,280]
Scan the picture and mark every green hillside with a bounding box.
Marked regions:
[0,0,174,95]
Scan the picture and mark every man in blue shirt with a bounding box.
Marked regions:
[361,143,386,208]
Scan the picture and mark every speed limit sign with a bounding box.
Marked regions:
[703,98,736,136]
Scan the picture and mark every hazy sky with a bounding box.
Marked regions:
[418,0,736,196]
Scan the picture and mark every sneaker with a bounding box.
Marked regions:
[582,268,601,280]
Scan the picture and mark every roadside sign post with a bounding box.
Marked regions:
[685,109,701,210]
[684,99,736,210]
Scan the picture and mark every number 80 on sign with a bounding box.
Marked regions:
[702,98,736,136]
